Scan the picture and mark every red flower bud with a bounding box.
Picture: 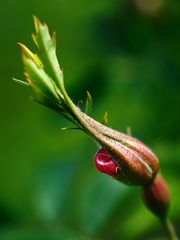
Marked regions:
[94,148,119,178]
[78,111,159,185]
[141,174,170,218]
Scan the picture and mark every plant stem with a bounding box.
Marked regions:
[161,217,178,240]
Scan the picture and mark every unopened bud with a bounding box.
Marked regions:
[141,174,170,218]
[81,112,159,185]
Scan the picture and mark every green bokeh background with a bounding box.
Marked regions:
[0,1,180,239]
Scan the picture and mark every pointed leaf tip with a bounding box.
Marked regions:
[33,15,41,33]
[18,42,42,67]
[17,42,34,59]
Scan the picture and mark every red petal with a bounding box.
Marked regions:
[94,148,118,177]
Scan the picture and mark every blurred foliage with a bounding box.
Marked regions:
[0,0,180,239]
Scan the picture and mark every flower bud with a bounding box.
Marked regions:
[80,112,159,186]
[141,174,170,218]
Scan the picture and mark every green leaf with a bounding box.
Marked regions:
[21,51,60,102]
[32,16,64,90]
[17,17,83,128]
